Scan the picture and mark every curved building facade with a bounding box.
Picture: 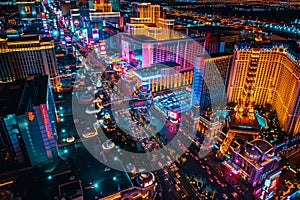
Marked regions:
[227,44,300,135]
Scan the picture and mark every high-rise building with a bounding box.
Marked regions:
[157,18,175,39]
[0,35,60,87]
[127,2,177,43]
[227,43,300,135]
[0,75,58,172]
[121,34,205,71]
[132,61,193,93]
[130,2,160,24]
[192,54,233,109]
[204,32,220,55]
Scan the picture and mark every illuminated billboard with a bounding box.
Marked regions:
[92,29,99,41]
[167,111,179,124]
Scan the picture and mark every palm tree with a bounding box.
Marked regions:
[211,189,217,199]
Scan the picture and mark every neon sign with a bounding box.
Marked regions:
[168,111,178,119]
[269,177,279,191]
[26,112,35,121]
[40,104,52,138]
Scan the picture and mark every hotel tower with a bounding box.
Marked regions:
[227,43,300,135]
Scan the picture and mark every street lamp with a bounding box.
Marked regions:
[93,183,99,189]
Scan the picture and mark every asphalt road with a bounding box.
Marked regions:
[179,152,249,200]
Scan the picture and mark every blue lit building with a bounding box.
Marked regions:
[0,75,57,172]
[192,56,204,106]
[192,54,232,110]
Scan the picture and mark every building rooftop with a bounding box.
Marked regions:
[228,111,261,133]
[125,34,157,42]
[133,62,180,79]
[0,75,49,116]
[240,139,276,163]
[122,33,189,43]
[205,52,233,59]
[0,80,25,116]
[7,34,40,42]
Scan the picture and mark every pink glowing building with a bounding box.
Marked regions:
[120,34,205,71]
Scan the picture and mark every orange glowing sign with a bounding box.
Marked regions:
[27,112,35,121]
[40,104,52,139]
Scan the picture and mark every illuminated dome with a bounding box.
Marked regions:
[245,139,274,162]
[136,172,155,188]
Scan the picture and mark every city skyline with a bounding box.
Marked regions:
[0,1,299,200]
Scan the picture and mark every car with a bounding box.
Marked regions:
[220,182,227,187]
[223,193,229,199]
[237,186,242,193]
[175,172,181,178]
[85,185,94,190]
[158,162,163,168]
[174,177,180,184]
[201,165,206,169]
[232,192,238,198]
[207,170,211,175]
[175,184,180,191]
[179,190,186,199]
[166,156,171,161]
[213,175,218,180]
[208,178,214,183]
